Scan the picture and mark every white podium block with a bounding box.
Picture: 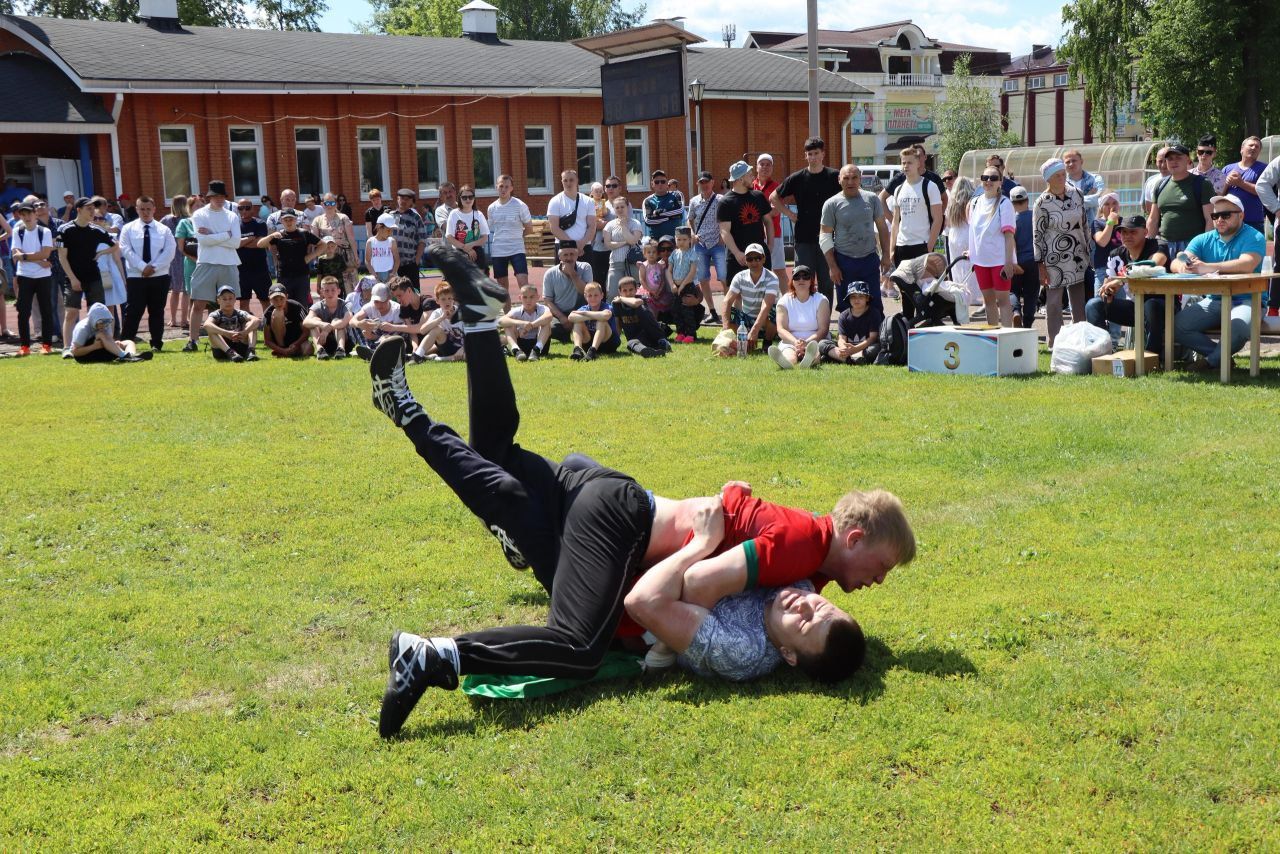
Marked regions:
[907,326,1038,376]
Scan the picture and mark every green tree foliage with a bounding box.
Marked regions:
[1058,0,1146,141]
[10,0,328,29]
[366,0,646,40]
[934,55,1006,172]
[1060,0,1280,149]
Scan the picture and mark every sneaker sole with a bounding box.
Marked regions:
[428,244,509,321]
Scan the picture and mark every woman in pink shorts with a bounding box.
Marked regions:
[967,165,1019,326]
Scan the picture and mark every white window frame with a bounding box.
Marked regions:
[415,126,447,198]
[1054,72,1070,87]
[1003,79,1019,92]
[471,125,500,194]
[357,126,389,201]
[575,126,602,187]
[228,125,266,200]
[524,125,552,195]
[1027,75,1045,90]
[158,124,197,205]
[293,126,329,200]
[624,126,649,191]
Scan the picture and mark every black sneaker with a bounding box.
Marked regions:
[316,349,331,361]
[570,345,585,361]
[182,339,199,353]
[408,352,426,365]
[704,310,722,327]
[369,337,426,427]
[355,343,374,361]
[427,243,509,325]
[151,341,164,353]
[333,349,348,360]
[245,350,260,362]
[583,347,598,362]
[637,344,663,358]
[379,631,458,739]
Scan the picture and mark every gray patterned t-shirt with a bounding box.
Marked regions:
[678,580,814,682]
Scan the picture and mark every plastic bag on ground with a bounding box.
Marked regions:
[1050,321,1114,374]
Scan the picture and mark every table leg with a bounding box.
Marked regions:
[1220,291,1232,384]
[1134,290,1146,377]
[1251,288,1262,377]
[1164,293,1174,373]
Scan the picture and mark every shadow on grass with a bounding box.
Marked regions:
[398,637,976,741]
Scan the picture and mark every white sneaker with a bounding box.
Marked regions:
[768,344,793,370]
[798,340,820,369]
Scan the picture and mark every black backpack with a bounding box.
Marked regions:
[874,312,909,366]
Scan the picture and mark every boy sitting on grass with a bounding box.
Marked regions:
[821,280,880,365]
[69,301,152,363]
[204,284,261,362]
[304,275,351,360]
[568,281,620,361]
[498,284,553,361]
[611,275,671,358]
[262,282,312,358]
[669,226,705,342]
[411,282,465,363]
[721,242,779,354]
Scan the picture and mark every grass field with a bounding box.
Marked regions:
[2,345,1279,849]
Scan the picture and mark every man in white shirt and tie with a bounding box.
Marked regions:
[184,180,241,352]
[119,195,176,352]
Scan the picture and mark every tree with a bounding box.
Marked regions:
[1058,0,1147,142]
[365,0,645,41]
[256,0,327,31]
[11,0,327,29]
[934,55,1007,172]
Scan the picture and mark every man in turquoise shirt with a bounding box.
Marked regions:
[1172,194,1267,370]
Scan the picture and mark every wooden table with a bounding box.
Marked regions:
[1123,273,1277,383]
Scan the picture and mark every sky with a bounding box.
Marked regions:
[319,0,1066,56]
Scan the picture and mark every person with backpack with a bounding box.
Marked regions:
[9,200,56,355]
[1146,144,1213,256]
[888,147,943,268]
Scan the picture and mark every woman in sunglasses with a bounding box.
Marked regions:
[966,168,1018,326]
[336,194,353,218]
[311,192,358,294]
[445,185,491,274]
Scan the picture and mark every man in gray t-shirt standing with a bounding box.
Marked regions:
[820,164,891,316]
[540,240,593,342]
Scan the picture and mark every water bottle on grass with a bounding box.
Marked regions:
[736,321,748,357]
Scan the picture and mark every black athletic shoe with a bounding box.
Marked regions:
[582,347,598,362]
[637,344,663,358]
[333,349,348,360]
[182,339,199,353]
[369,336,426,427]
[244,350,260,362]
[427,243,509,325]
[227,351,244,363]
[355,343,375,361]
[380,631,458,739]
[570,345,585,361]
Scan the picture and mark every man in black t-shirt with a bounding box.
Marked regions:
[771,136,842,303]
[718,160,774,283]
[55,196,117,353]
[262,283,311,357]
[1083,214,1175,354]
[235,197,271,310]
[260,208,322,305]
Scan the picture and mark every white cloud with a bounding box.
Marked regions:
[649,0,1065,56]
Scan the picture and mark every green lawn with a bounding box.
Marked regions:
[2,347,1279,848]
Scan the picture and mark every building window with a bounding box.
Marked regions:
[294,126,328,199]
[159,126,197,203]
[1003,79,1019,92]
[357,126,388,200]
[524,126,552,193]
[228,126,265,199]
[624,126,649,191]
[1027,76,1045,90]
[1054,72,1070,87]
[471,126,499,192]
[415,127,446,196]
[576,126,601,186]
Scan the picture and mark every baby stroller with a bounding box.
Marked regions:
[897,256,970,328]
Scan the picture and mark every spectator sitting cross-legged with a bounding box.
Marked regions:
[567,281,619,362]
[351,281,402,359]
[203,284,260,362]
[820,280,880,365]
[768,264,831,369]
[304,275,352,360]
[721,242,780,354]
[611,275,671,358]
[262,282,312,358]
[498,284,553,362]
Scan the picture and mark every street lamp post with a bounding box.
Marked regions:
[689,78,706,177]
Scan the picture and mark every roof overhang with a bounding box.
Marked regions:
[572,21,704,60]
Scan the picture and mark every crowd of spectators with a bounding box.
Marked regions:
[0,133,1273,371]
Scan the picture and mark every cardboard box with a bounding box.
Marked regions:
[1092,349,1159,377]
[908,326,1038,376]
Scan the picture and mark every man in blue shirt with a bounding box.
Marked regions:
[1223,135,1267,233]
[1172,194,1267,370]
[642,170,684,241]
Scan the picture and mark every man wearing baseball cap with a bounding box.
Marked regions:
[717,160,773,283]
[1084,214,1176,356]
[203,283,260,362]
[185,180,241,352]
[261,281,312,357]
[54,195,116,355]
[1172,194,1267,371]
[1147,144,1213,256]
[686,170,724,324]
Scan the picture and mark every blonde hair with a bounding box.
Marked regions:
[831,490,916,565]
[170,194,190,219]
[584,282,603,295]
[319,275,341,288]
[520,284,538,297]
[946,176,975,225]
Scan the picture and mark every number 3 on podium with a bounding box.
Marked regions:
[943,340,960,370]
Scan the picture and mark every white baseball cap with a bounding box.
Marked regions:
[744,243,765,257]
[1209,194,1244,212]
[371,283,391,301]
[376,212,399,229]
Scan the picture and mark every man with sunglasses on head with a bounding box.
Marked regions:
[642,170,684,242]
[1171,195,1267,372]
[1190,135,1227,195]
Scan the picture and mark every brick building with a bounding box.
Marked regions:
[0,7,869,215]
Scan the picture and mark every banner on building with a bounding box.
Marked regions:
[885,103,935,135]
